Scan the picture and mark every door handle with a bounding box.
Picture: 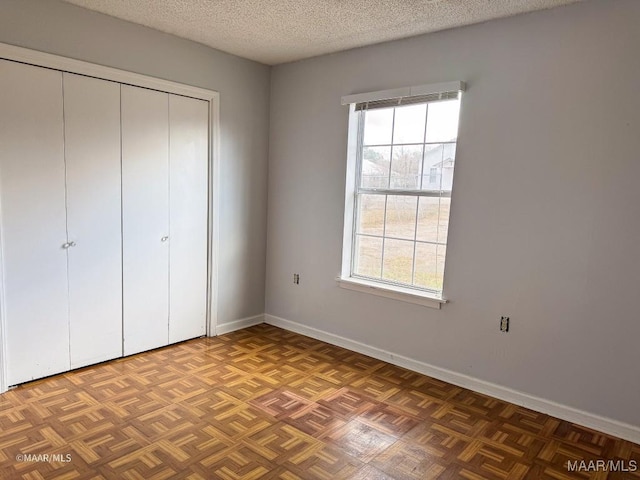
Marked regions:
[62,241,77,249]
[161,236,169,242]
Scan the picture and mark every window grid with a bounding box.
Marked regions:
[411,103,429,284]
[379,105,397,279]
[361,141,456,148]
[351,97,459,294]
[356,232,445,246]
[357,189,452,198]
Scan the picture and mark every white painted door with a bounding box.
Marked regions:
[121,85,170,355]
[169,95,209,343]
[0,60,70,385]
[63,73,123,369]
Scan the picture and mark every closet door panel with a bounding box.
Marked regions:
[169,95,208,343]
[0,60,70,385]
[63,73,123,369]
[121,85,170,355]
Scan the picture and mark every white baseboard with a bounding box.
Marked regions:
[264,313,640,445]
[216,314,265,335]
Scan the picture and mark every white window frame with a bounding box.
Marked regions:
[338,81,465,309]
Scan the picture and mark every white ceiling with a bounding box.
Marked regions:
[62,0,582,65]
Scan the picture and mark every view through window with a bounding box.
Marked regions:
[351,94,461,294]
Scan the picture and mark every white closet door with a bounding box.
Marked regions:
[121,85,170,355]
[169,95,208,343]
[63,73,123,369]
[0,60,70,385]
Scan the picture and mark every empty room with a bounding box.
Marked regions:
[0,0,639,478]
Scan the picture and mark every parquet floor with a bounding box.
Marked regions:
[0,324,638,479]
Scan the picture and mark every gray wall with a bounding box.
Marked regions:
[0,0,271,326]
[267,0,640,427]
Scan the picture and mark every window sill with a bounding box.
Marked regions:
[336,276,446,310]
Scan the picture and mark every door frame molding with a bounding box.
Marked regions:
[0,42,220,393]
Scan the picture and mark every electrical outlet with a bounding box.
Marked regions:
[293,273,300,285]
[500,316,510,332]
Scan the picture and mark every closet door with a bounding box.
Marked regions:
[0,60,70,385]
[169,95,208,343]
[63,73,123,369]
[121,85,170,355]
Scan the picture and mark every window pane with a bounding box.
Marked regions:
[393,104,426,144]
[384,195,417,240]
[382,239,414,284]
[357,194,385,236]
[363,108,393,146]
[440,143,456,191]
[416,197,439,243]
[437,198,451,244]
[354,235,383,278]
[416,197,451,244]
[414,243,442,291]
[390,145,423,189]
[361,146,391,188]
[425,99,460,143]
[436,245,446,287]
[422,143,455,191]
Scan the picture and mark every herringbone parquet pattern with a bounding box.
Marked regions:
[0,324,638,479]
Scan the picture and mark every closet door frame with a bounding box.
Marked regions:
[0,42,220,394]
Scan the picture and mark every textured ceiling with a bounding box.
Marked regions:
[61,0,582,65]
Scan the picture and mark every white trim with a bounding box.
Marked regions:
[337,276,444,309]
[207,95,221,337]
[264,314,640,445]
[340,104,359,279]
[0,43,216,101]
[341,81,466,105]
[216,314,265,335]
[0,42,221,387]
[0,188,7,394]
[410,81,466,97]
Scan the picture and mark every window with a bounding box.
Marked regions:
[340,82,464,303]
